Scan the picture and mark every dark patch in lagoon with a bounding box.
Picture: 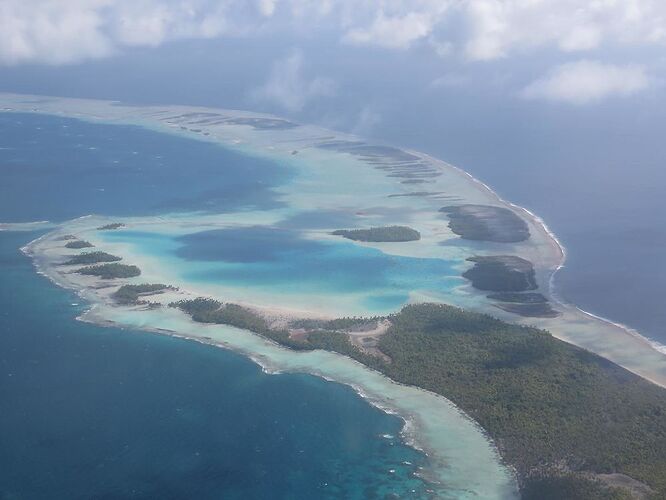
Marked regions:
[171,226,458,298]
[463,255,537,292]
[176,227,317,263]
[440,204,530,243]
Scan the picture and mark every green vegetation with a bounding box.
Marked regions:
[522,474,633,500]
[173,298,666,498]
[463,255,537,292]
[378,304,666,498]
[170,299,383,366]
[332,226,421,242]
[77,263,140,279]
[97,223,125,230]
[113,283,173,305]
[63,251,121,266]
[290,316,380,331]
[167,297,666,498]
[64,240,94,249]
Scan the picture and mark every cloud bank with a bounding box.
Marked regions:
[522,61,651,104]
[250,50,336,112]
[1,0,664,106]
[2,0,666,65]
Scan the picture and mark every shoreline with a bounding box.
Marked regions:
[407,150,666,381]
[2,92,666,496]
[2,93,665,384]
[20,229,519,499]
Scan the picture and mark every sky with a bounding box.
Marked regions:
[1,1,665,112]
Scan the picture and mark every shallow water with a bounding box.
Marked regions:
[101,227,462,315]
[0,230,431,499]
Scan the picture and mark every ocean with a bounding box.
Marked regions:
[0,115,433,498]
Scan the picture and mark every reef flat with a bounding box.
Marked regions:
[3,92,666,499]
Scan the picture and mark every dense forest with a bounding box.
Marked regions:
[112,283,173,305]
[64,240,94,249]
[77,263,140,279]
[63,251,121,265]
[169,298,666,499]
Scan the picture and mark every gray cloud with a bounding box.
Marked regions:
[2,0,665,104]
[522,60,652,105]
[249,49,336,112]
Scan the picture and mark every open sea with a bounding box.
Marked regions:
[0,114,431,499]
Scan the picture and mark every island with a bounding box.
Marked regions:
[332,226,421,242]
[64,239,94,249]
[112,283,174,305]
[63,251,122,266]
[97,223,125,230]
[171,298,666,499]
[440,204,530,243]
[76,263,141,279]
[8,94,666,500]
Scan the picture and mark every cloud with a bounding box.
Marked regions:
[257,0,277,17]
[1,0,666,71]
[250,50,336,112]
[0,0,235,65]
[430,73,469,88]
[522,60,651,104]
[343,11,438,49]
[0,1,113,65]
[461,0,666,61]
[351,105,382,135]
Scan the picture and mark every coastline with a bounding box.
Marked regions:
[2,91,666,496]
[20,226,519,499]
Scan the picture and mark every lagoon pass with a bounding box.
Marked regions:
[2,93,666,498]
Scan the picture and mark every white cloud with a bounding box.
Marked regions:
[0,1,114,65]
[351,105,382,135]
[522,60,651,104]
[257,0,278,17]
[250,50,336,112]
[0,0,235,65]
[461,0,666,61]
[1,0,666,80]
[430,73,469,88]
[343,12,437,49]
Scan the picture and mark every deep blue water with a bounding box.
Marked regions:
[0,230,428,499]
[0,113,289,222]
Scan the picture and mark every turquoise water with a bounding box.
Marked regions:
[103,228,462,313]
[0,113,440,498]
[0,230,431,499]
